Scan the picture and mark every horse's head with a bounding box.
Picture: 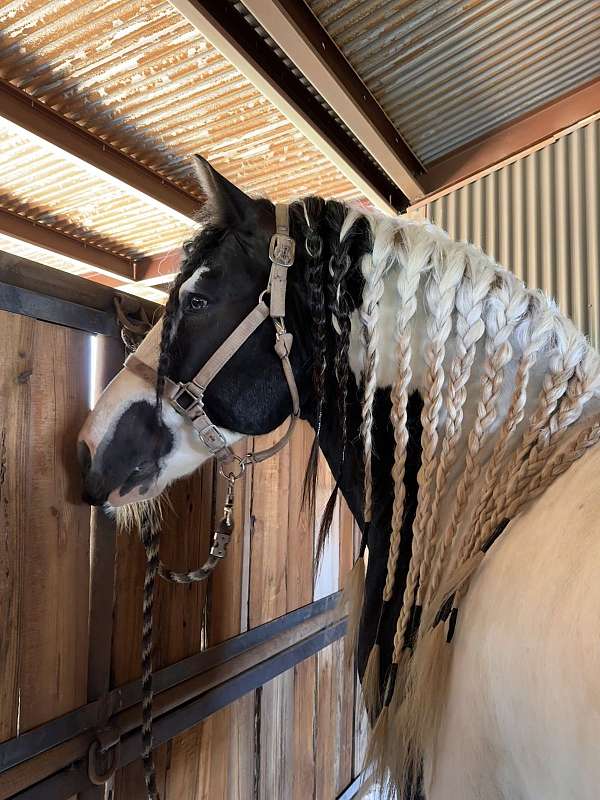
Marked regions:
[78,157,317,508]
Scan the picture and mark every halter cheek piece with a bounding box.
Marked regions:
[124,202,300,472]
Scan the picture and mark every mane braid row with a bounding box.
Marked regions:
[383,229,428,602]
[424,251,495,605]
[347,210,600,798]
[359,221,389,524]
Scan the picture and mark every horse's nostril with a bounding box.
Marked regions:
[82,483,108,507]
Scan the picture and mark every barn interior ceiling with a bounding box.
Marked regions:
[0,0,598,301]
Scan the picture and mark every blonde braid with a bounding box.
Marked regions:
[448,274,529,568]
[493,347,599,531]
[412,246,465,605]
[383,232,432,602]
[359,219,396,522]
[468,299,554,542]
[506,415,600,519]
[423,252,495,607]
[478,320,587,543]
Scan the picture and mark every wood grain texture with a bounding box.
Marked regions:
[0,310,90,742]
[112,463,213,797]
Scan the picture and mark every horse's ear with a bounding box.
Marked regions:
[193,155,252,225]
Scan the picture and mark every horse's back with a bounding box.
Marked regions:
[430,442,600,800]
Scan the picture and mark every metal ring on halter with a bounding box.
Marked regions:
[218,455,246,481]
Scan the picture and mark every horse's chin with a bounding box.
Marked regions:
[107,480,164,509]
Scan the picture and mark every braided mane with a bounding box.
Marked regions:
[152,195,600,796]
[343,208,600,798]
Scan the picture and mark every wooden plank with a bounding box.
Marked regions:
[249,422,316,798]
[0,251,159,322]
[112,463,213,798]
[168,438,253,800]
[259,672,294,800]
[292,655,317,800]
[81,335,125,800]
[249,423,292,627]
[5,313,91,734]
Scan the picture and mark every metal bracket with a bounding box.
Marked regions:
[87,727,121,786]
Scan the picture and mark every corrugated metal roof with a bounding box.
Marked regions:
[0,0,360,202]
[0,117,196,259]
[308,0,600,165]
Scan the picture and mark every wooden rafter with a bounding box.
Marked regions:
[241,0,424,203]
[0,80,200,222]
[171,0,413,213]
[420,77,600,198]
[0,207,134,280]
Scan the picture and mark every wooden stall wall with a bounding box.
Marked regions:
[110,417,365,800]
[0,308,91,784]
[0,265,365,800]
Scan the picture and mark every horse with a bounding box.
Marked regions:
[78,156,600,800]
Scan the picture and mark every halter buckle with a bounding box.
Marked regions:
[269,233,295,267]
[195,421,228,451]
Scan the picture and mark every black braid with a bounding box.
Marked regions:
[316,204,355,562]
[300,197,328,517]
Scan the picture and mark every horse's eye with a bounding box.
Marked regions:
[187,294,209,312]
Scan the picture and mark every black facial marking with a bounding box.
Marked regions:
[82,401,173,505]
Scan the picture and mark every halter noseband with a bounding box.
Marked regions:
[124,203,300,470]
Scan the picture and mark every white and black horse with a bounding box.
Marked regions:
[79,158,600,800]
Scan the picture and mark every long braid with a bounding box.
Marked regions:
[484,347,600,543]
[301,198,328,516]
[506,414,600,518]
[447,273,528,570]
[359,218,393,524]
[477,319,587,545]
[381,232,433,606]
[315,210,356,560]
[424,252,495,606]
[412,245,465,607]
[467,297,553,546]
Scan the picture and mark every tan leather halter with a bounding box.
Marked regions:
[124,203,300,472]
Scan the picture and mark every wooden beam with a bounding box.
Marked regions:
[170,0,409,213]
[0,208,134,280]
[420,77,600,198]
[0,251,157,319]
[134,249,182,284]
[0,80,200,221]
[242,0,424,202]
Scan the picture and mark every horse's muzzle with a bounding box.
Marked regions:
[78,441,109,506]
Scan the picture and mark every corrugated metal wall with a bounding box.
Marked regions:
[426,118,600,345]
